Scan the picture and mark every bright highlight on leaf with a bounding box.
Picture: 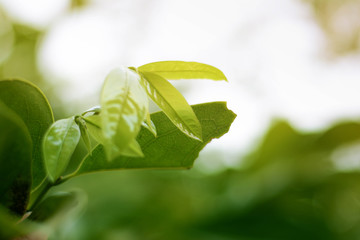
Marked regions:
[100,67,148,160]
[43,117,81,182]
[140,71,202,141]
[138,61,227,81]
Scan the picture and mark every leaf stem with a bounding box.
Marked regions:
[28,177,63,211]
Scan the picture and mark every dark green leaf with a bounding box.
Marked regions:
[29,191,84,223]
[138,61,227,81]
[71,102,236,175]
[0,101,32,215]
[43,117,81,182]
[141,71,202,141]
[0,79,54,189]
[100,67,148,160]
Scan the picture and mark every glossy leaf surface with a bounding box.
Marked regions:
[100,67,148,160]
[0,102,32,215]
[141,71,202,140]
[138,61,227,81]
[43,117,81,182]
[0,79,54,189]
[73,102,236,175]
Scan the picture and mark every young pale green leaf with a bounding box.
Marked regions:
[0,79,54,190]
[84,114,144,158]
[84,114,105,144]
[43,117,81,182]
[75,117,92,154]
[0,101,32,216]
[140,71,202,141]
[138,61,227,81]
[100,67,148,160]
[69,102,236,176]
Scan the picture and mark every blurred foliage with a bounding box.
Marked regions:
[305,0,360,56]
[0,11,65,120]
[50,120,360,240]
[2,1,360,239]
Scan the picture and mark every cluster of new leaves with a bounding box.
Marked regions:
[0,61,236,238]
[42,61,228,182]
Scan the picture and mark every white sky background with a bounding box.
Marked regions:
[2,0,360,169]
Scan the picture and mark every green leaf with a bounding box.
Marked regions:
[84,114,144,158]
[100,67,148,160]
[138,61,227,81]
[0,79,54,189]
[140,71,202,141]
[120,139,144,157]
[29,191,85,223]
[43,117,81,182]
[0,101,32,215]
[142,112,157,137]
[76,117,92,154]
[71,102,236,175]
[84,114,105,144]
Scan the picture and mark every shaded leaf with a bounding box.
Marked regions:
[0,101,32,215]
[0,79,54,189]
[72,102,236,175]
[141,71,202,141]
[138,61,227,81]
[43,117,81,182]
[100,67,148,160]
[29,191,84,223]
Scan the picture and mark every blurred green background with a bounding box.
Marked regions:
[2,0,360,239]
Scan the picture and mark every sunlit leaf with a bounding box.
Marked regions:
[120,139,144,157]
[0,79,54,190]
[140,71,202,141]
[84,114,105,144]
[0,101,32,216]
[84,114,144,158]
[100,67,148,160]
[138,61,227,81]
[70,102,236,175]
[43,117,81,182]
